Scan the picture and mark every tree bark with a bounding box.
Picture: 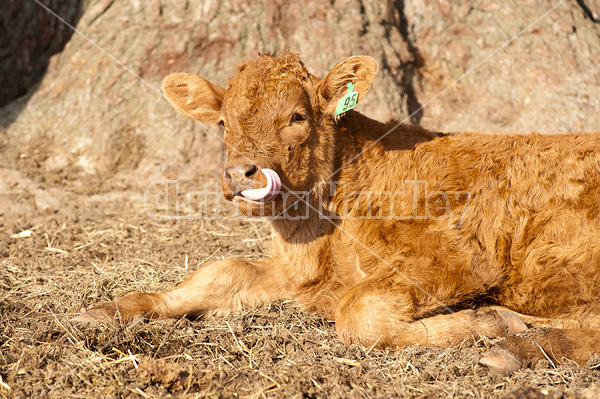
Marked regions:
[0,0,598,187]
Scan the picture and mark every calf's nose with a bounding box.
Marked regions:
[223,164,259,192]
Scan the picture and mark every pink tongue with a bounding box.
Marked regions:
[240,169,281,201]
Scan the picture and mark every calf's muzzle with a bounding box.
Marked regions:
[223,163,259,194]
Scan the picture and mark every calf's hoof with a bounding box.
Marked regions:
[479,310,529,373]
[480,346,524,374]
[493,309,528,335]
[71,293,162,324]
[71,302,120,324]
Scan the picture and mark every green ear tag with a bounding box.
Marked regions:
[334,82,359,116]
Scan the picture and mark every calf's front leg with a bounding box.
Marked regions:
[335,273,527,349]
[73,257,288,323]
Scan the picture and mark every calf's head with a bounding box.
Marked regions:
[162,52,378,216]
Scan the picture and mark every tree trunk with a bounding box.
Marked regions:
[0,0,598,223]
[0,0,82,107]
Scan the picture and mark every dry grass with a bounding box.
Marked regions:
[1,177,600,398]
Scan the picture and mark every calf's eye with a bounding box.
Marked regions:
[289,113,305,124]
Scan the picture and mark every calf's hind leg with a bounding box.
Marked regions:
[481,328,600,373]
[481,305,600,373]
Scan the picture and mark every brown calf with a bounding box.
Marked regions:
[74,52,600,372]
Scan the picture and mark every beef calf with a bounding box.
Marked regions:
[74,52,600,372]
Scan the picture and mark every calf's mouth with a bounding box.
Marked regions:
[225,168,282,204]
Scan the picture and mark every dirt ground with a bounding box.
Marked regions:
[1,166,600,399]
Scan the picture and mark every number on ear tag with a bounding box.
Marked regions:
[334,82,359,116]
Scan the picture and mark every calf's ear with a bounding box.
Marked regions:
[318,56,378,116]
[162,73,225,124]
